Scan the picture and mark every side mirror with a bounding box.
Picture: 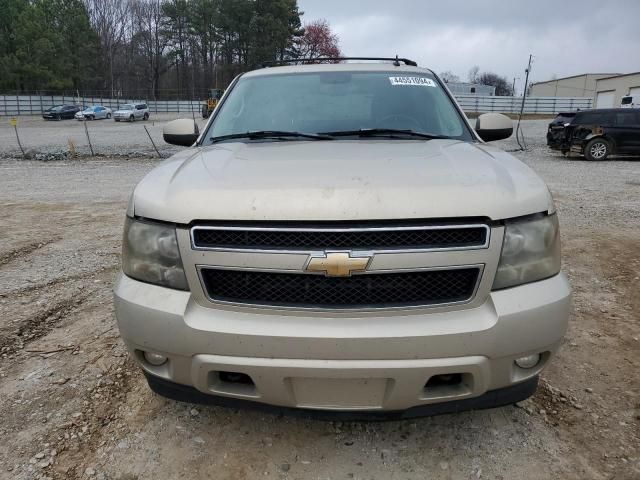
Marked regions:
[163,119,199,146]
[475,113,513,142]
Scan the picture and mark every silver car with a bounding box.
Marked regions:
[114,58,570,418]
[113,103,150,122]
[74,105,112,120]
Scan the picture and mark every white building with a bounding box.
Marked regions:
[593,72,640,108]
[446,82,495,96]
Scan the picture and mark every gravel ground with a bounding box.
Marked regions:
[0,113,206,159]
[0,120,638,480]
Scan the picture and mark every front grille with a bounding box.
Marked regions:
[200,267,480,309]
[192,225,488,251]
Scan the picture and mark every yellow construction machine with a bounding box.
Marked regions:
[201,88,224,118]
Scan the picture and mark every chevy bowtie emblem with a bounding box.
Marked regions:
[306,252,371,277]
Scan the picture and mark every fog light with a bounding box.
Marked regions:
[143,352,168,366]
[515,353,541,369]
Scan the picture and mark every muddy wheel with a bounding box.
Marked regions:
[584,138,610,161]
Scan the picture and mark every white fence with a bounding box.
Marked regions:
[0,93,593,116]
[456,95,593,114]
[0,95,202,115]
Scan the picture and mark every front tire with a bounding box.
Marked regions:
[584,138,610,161]
[107,113,111,119]
[129,115,135,122]
[143,112,149,120]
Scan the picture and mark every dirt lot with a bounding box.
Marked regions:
[0,120,638,480]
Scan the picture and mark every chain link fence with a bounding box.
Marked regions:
[0,93,594,116]
[0,94,204,116]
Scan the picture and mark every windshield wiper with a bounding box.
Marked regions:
[210,130,334,143]
[321,128,451,140]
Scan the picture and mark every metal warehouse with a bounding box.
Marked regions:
[594,72,640,108]
[529,73,619,98]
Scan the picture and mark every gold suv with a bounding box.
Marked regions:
[114,58,570,418]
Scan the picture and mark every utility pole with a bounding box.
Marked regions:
[516,54,533,150]
[512,77,520,96]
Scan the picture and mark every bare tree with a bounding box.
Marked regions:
[439,71,460,83]
[84,0,131,97]
[468,65,480,84]
[130,0,170,99]
[478,72,513,96]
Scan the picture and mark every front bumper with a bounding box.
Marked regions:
[145,371,539,420]
[114,272,571,413]
[546,129,568,150]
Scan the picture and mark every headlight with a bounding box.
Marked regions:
[122,217,188,290]
[492,214,561,290]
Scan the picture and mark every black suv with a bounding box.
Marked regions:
[42,104,81,120]
[546,108,640,160]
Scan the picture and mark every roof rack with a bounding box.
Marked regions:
[262,56,418,68]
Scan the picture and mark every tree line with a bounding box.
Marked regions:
[0,0,341,99]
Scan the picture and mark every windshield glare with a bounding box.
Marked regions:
[207,71,472,142]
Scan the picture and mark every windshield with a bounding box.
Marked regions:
[621,97,632,105]
[206,70,473,143]
[120,104,134,110]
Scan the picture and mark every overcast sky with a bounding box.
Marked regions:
[298,0,639,90]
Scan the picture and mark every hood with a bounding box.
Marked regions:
[115,108,133,113]
[132,140,553,224]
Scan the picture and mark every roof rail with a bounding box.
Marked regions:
[262,56,418,68]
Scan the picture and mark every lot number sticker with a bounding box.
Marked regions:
[389,76,436,87]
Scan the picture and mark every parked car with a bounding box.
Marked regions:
[114,58,570,418]
[547,108,640,160]
[621,95,639,108]
[42,104,81,120]
[113,103,149,122]
[75,105,112,120]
